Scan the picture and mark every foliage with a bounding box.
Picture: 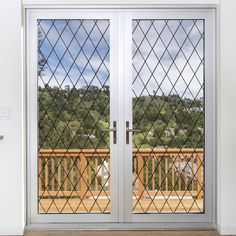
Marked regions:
[39,85,204,149]
[38,29,47,77]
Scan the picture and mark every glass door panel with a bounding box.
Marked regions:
[37,19,112,214]
[132,19,204,214]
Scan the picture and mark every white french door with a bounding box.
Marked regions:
[122,10,215,223]
[27,8,215,226]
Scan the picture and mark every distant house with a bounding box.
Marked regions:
[65,85,70,91]
[184,107,203,113]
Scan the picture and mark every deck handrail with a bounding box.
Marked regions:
[38,148,203,200]
[39,148,203,156]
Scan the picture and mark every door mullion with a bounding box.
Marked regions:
[110,13,120,222]
[117,12,125,223]
[122,12,133,223]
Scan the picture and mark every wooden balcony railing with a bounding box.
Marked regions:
[38,148,203,200]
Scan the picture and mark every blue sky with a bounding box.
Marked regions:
[38,19,204,100]
[38,19,110,90]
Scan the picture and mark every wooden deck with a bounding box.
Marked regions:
[39,197,203,213]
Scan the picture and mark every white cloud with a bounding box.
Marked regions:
[132,19,204,99]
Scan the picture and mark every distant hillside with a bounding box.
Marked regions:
[38,85,203,149]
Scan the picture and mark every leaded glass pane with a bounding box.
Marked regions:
[37,19,111,214]
[132,19,204,213]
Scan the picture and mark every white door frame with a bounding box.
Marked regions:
[26,7,216,228]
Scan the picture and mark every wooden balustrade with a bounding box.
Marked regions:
[38,148,203,199]
[132,148,203,200]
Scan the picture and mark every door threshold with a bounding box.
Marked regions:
[25,222,217,230]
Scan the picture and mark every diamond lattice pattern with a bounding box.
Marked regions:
[37,19,111,214]
[132,19,204,213]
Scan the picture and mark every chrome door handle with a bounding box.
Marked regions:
[102,121,117,144]
[126,128,141,132]
[126,121,140,144]
[102,128,117,132]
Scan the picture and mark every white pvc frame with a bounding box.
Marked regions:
[26,7,216,228]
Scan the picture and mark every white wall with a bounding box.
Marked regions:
[218,0,236,235]
[2,0,236,235]
[0,0,24,235]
